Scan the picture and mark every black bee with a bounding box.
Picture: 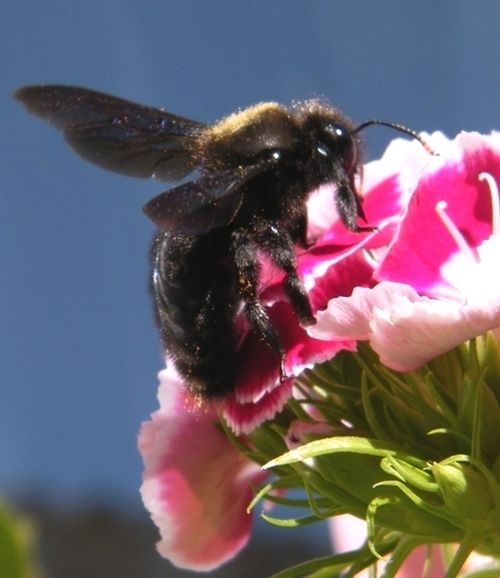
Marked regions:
[15,85,430,399]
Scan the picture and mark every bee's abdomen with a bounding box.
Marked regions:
[151,231,239,398]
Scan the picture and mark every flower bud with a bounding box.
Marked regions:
[432,460,495,523]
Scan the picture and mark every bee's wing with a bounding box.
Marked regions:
[143,165,267,235]
[15,85,205,181]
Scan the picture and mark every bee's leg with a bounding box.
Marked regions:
[291,213,310,249]
[336,181,375,233]
[261,225,315,326]
[232,233,288,380]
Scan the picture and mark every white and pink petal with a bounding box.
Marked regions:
[139,367,265,571]
[378,132,500,299]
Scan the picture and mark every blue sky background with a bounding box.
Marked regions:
[2,0,500,548]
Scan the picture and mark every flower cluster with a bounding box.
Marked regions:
[139,131,500,576]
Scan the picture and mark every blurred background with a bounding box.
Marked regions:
[3,1,500,576]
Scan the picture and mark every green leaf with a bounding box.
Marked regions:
[0,501,38,578]
[263,436,423,469]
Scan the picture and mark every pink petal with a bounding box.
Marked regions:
[370,295,471,371]
[306,252,375,312]
[139,367,265,571]
[310,282,419,342]
[311,275,500,372]
[378,133,500,299]
[440,234,500,306]
[221,301,355,434]
[221,378,295,435]
[371,254,500,371]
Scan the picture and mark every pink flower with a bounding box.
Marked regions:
[139,365,266,571]
[310,132,500,371]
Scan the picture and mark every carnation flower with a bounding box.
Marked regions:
[311,132,500,373]
[140,131,500,576]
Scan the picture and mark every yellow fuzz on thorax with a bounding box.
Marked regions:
[207,102,284,140]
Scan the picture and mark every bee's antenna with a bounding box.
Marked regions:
[352,120,438,156]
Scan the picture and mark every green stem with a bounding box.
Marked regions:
[443,536,476,578]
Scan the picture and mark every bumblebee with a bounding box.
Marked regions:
[16,86,430,398]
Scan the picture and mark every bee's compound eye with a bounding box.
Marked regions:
[321,123,357,172]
